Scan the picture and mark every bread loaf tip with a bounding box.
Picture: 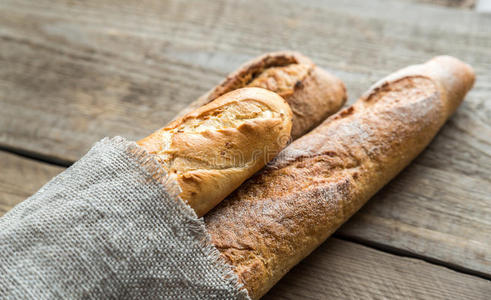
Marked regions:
[138,87,293,217]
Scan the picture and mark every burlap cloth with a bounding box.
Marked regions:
[0,137,250,300]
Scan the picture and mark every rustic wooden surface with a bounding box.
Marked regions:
[264,238,490,299]
[1,153,489,299]
[0,152,63,216]
[1,0,490,298]
[410,0,476,8]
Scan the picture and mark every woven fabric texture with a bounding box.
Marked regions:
[0,137,249,300]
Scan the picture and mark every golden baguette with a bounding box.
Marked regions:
[138,88,292,217]
[205,56,475,299]
[138,52,346,216]
[178,51,347,139]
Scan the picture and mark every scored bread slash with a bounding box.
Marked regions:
[178,51,347,139]
[138,87,293,217]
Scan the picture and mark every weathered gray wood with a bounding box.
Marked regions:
[1,0,490,162]
[0,151,488,298]
[265,238,491,300]
[0,152,63,216]
[408,0,476,8]
[0,0,490,289]
[339,161,491,276]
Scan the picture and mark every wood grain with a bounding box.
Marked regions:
[0,152,63,216]
[264,238,491,300]
[0,0,490,292]
[1,0,490,162]
[0,151,488,298]
[407,0,476,8]
[339,160,491,276]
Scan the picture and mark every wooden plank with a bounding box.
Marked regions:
[339,161,491,276]
[265,238,491,299]
[407,0,476,8]
[0,154,488,298]
[1,0,490,162]
[0,151,63,216]
[0,0,490,281]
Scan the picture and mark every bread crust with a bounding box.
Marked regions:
[177,51,347,139]
[205,56,475,299]
[138,87,292,217]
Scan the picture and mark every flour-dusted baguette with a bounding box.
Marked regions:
[178,51,347,139]
[138,87,292,217]
[137,52,347,217]
[205,56,475,299]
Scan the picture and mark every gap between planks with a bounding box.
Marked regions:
[0,144,73,167]
[334,232,491,281]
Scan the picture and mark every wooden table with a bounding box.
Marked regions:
[1,0,490,298]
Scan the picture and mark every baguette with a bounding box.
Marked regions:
[138,88,292,217]
[178,51,347,139]
[205,56,475,299]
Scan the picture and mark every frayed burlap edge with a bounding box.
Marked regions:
[105,136,250,300]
